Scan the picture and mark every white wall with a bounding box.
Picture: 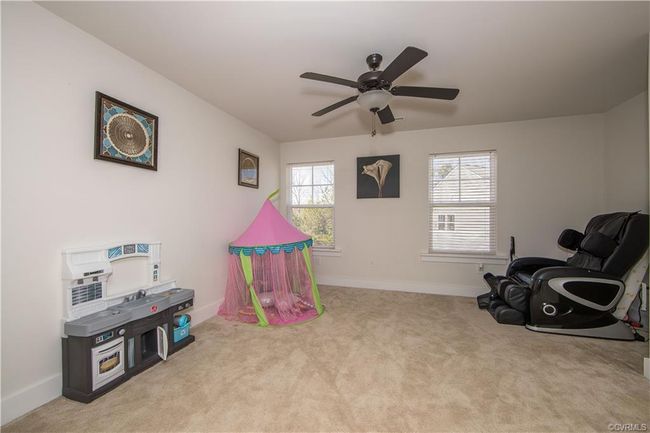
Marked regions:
[603,92,649,213]
[281,114,606,295]
[1,2,279,424]
[644,33,650,382]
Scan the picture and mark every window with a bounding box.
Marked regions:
[429,151,496,254]
[437,214,455,231]
[288,162,335,248]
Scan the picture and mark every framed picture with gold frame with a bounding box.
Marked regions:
[238,149,259,189]
[94,92,158,171]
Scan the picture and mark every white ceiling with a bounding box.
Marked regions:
[41,1,649,143]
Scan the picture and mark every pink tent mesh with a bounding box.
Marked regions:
[218,198,324,326]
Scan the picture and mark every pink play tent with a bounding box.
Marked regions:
[218,193,324,326]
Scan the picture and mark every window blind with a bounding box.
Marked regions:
[428,151,496,254]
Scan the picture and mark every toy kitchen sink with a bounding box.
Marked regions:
[61,242,195,403]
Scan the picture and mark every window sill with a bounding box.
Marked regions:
[312,248,342,257]
[420,253,508,265]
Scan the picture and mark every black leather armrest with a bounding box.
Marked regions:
[531,266,621,283]
[530,266,625,309]
[506,257,567,277]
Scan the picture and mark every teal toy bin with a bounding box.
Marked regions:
[173,323,190,343]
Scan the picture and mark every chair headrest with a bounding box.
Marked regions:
[601,212,649,277]
[557,229,583,251]
[566,212,649,277]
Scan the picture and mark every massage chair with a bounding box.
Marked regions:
[477,212,649,340]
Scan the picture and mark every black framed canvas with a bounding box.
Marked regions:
[94,92,158,170]
[238,149,259,188]
[357,154,400,198]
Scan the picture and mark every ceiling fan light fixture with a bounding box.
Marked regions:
[301,47,459,124]
[357,89,392,112]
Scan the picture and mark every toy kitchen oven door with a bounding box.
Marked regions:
[130,311,171,373]
[128,300,194,375]
[92,334,126,391]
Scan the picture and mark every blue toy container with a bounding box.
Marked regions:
[173,323,190,343]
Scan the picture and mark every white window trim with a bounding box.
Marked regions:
[287,161,336,249]
[312,247,342,257]
[420,252,508,265]
[428,150,497,256]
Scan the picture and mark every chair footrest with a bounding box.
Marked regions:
[489,303,525,325]
[501,282,530,313]
[483,272,530,314]
[477,292,492,309]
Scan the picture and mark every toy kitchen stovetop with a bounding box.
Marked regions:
[61,242,195,403]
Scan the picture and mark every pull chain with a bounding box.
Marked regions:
[371,113,377,137]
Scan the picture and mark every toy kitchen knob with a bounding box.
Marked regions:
[118,328,125,336]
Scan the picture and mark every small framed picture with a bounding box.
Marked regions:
[238,149,259,188]
[94,92,158,171]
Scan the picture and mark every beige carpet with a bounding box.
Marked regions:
[4,286,649,432]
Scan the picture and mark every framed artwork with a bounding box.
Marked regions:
[94,92,158,171]
[357,154,400,199]
[238,149,259,188]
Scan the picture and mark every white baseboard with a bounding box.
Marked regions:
[317,275,484,298]
[1,300,220,426]
[191,299,220,326]
[1,373,61,426]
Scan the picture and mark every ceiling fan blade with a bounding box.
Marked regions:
[300,72,359,88]
[377,105,395,124]
[391,86,460,100]
[311,95,358,116]
[378,46,428,83]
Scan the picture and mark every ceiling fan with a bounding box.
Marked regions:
[300,46,459,130]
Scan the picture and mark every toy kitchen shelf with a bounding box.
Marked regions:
[60,242,196,403]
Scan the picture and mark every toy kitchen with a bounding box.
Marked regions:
[61,242,194,403]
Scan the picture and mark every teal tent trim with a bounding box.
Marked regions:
[229,239,313,256]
